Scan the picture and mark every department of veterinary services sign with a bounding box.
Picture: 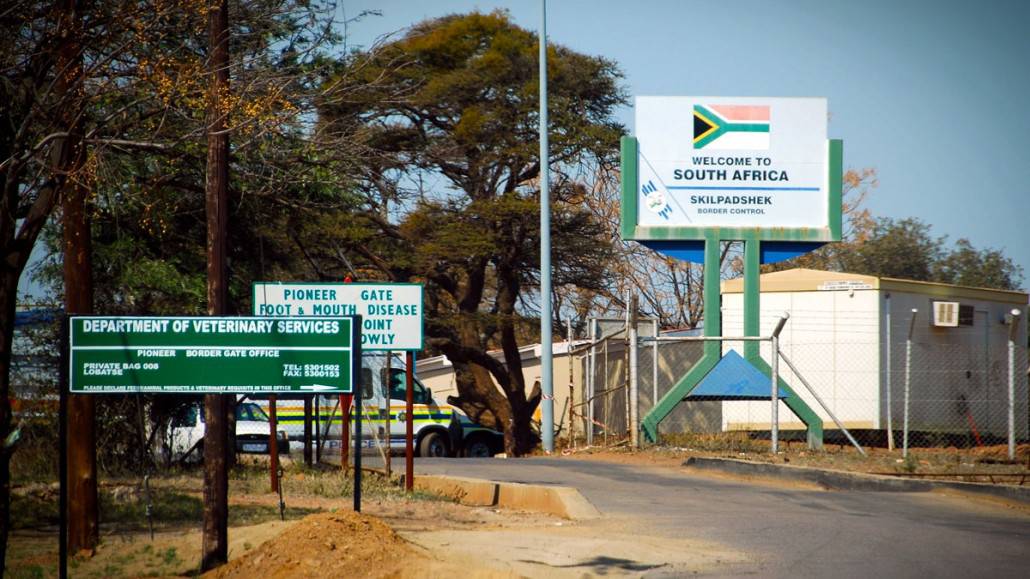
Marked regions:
[625,96,841,241]
[252,282,423,351]
[69,316,356,394]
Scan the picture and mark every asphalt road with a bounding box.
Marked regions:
[385,456,1030,578]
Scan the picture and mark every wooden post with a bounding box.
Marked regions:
[268,396,279,492]
[340,394,351,470]
[303,395,312,466]
[202,0,230,571]
[57,0,97,556]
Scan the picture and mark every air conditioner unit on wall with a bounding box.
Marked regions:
[932,301,974,327]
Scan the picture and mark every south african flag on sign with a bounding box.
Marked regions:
[693,104,770,149]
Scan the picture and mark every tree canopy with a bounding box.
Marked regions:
[317,11,627,454]
[763,170,1023,291]
[833,217,1023,290]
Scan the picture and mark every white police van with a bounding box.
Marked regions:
[259,353,503,458]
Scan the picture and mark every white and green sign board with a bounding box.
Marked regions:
[69,316,356,394]
[623,96,841,244]
[252,282,423,351]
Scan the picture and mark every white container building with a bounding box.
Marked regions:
[720,269,1028,440]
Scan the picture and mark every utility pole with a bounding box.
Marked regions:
[57,0,98,556]
[202,0,230,571]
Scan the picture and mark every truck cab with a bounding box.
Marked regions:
[352,352,457,456]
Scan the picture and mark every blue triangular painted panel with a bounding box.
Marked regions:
[688,350,788,399]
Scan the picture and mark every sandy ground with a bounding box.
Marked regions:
[7,476,750,578]
[10,444,1024,577]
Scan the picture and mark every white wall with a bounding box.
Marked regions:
[722,288,881,430]
[883,293,1028,439]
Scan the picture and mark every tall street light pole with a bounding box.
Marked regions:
[539,0,554,453]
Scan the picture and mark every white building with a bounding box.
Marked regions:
[720,269,1028,439]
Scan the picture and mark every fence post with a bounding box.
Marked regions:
[770,313,789,453]
[587,319,595,446]
[652,319,659,412]
[629,294,640,448]
[885,293,894,450]
[904,309,917,459]
[623,290,631,440]
[1007,309,1021,461]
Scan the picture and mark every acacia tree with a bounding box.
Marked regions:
[842,218,1023,290]
[317,11,625,454]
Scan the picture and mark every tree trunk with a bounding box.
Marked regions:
[0,276,17,571]
[202,0,230,571]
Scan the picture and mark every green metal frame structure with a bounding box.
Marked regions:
[628,137,842,448]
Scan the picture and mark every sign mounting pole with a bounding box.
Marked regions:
[539,0,554,454]
[352,316,363,512]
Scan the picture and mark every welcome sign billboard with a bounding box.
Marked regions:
[623,96,841,242]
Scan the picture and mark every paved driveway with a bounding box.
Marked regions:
[404,456,1030,578]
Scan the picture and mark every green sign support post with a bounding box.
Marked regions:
[624,96,843,449]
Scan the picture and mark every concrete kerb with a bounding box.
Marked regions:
[411,474,602,520]
[359,467,601,520]
[683,457,1030,504]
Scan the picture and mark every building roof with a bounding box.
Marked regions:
[416,339,588,375]
[721,268,1028,305]
[15,308,61,327]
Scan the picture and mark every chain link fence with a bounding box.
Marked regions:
[575,310,1029,455]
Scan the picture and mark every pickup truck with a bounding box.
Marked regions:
[160,400,289,462]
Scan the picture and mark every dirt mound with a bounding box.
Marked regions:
[205,510,423,578]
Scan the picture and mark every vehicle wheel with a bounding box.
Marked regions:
[418,431,449,457]
[462,434,494,458]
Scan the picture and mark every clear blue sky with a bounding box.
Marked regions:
[21,0,1027,299]
[339,0,1030,290]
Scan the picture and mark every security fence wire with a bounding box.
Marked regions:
[573,309,1029,455]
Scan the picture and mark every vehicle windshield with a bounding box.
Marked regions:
[235,402,269,422]
[386,368,430,404]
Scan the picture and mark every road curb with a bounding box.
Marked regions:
[682,457,1030,504]
[411,474,602,520]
